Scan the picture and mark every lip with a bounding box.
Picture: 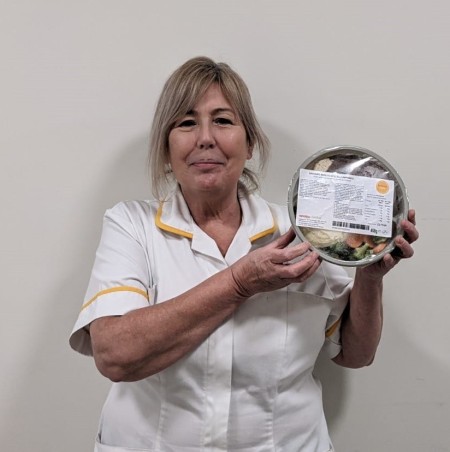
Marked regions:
[189,160,224,169]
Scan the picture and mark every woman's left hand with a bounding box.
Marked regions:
[359,209,419,280]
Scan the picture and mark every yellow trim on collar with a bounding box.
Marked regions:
[81,286,149,311]
[155,199,275,242]
[249,224,277,243]
[155,203,194,239]
[325,318,341,338]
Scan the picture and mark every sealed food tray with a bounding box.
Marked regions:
[287,145,409,267]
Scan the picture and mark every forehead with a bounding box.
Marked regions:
[192,84,234,111]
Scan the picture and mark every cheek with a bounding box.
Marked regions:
[167,132,178,153]
[169,129,197,147]
[225,131,250,156]
[167,133,187,161]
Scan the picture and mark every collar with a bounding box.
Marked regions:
[155,186,276,243]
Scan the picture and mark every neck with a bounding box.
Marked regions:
[181,185,241,226]
[180,186,242,256]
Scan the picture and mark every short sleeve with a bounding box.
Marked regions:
[69,202,153,356]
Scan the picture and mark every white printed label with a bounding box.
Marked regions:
[296,169,394,237]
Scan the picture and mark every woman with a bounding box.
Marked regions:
[70,56,418,451]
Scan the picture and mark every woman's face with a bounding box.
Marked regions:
[168,84,252,200]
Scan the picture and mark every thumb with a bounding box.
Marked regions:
[273,228,297,249]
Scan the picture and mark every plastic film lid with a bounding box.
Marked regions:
[287,145,409,267]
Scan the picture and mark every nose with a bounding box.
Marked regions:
[197,122,215,149]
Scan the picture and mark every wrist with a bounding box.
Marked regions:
[355,266,384,285]
[228,266,253,301]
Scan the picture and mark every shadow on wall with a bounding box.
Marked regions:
[315,289,450,451]
[0,135,151,452]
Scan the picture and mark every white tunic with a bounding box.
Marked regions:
[70,188,352,452]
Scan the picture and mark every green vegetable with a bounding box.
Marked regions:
[325,240,379,261]
[372,236,388,245]
[351,243,372,260]
[326,241,353,260]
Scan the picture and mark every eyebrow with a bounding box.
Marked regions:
[186,107,236,116]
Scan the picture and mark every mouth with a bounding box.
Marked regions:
[189,160,224,169]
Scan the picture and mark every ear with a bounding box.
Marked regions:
[247,145,254,160]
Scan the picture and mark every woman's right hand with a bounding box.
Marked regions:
[230,228,321,299]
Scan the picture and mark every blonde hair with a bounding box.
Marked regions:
[149,56,270,200]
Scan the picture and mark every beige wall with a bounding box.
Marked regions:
[1,1,448,450]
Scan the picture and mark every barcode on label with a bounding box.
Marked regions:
[332,221,370,231]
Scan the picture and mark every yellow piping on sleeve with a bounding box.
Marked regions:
[155,203,193,239]
[81,286,149,312]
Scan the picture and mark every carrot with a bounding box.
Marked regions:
[363,235,377,248]
[373,242,388,254]
[346,233,364,248]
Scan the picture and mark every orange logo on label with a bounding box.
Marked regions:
[376,180,389,194]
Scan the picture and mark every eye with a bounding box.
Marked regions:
[214,117,233,125]
[177,119,196,128]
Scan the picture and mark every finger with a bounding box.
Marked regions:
[287,254,322,283]
[407,209,416,225]
[278,250,320,278]
[271,228,297,249]
[272,240,311,264]
[389,235,414,263]
[292,255,322,282]
[382,252,398,271]
[393,236,414,258]
[400,217,419,244]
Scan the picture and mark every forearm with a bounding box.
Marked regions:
[333,267,384,368]
[90,267,246,382]
[90,229,321,382]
